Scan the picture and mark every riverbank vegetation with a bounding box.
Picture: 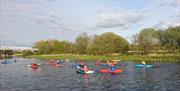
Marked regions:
[28,54,180,62]
[28,26,180,62]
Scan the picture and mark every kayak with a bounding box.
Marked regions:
[135,64,153,68]
[99,69,123,74]
[27,63,41,68]
[1,61,12,64]
[76,70,95,74]
[31,65,38,68]
[76,70,85,74]
[85,70,94,73]
[54,64,61,67]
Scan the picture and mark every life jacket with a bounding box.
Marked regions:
[78,64,84,68]
[109,66,116,71]
[81,67,89,71]
[31,63,38,68]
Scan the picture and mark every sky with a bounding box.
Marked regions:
[0,0,180,47]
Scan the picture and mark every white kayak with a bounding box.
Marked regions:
[85,70,95,74]
[76,70,95,74]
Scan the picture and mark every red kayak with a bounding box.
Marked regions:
[99,69,123,74]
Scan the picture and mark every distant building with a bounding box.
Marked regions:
[0,46,38,58]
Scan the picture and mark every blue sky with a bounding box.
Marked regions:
[0,0,180,46]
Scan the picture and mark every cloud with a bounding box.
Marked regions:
[153,21,180,29]
[160,0,180,7]
[2,0,86,33]
[171,10,180,19]
[96,10,148,29]
[153,21,169,29]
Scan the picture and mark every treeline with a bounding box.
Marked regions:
[34,26,180,55]
[34,32,129,55]
[130,26,180,54]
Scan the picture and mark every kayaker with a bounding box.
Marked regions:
[141,61,146,65]
[80,66,89,72]
[79,62,85,68]
[107,60,113,65]
[61,60,65,63]
[108,64,116,72]
[56,60,61,64]
[96,59,101,64]
[14,59,17,62]
[107,61,110,65]
[31,63,38,68]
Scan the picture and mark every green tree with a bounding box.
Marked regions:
[157,26,180,53]
[59,41,75,53]
[34,39,75,54]
[90,32,129,55]
[34,40,52,54]
[22,50,33,56]
[138,28,158,54]
[75,33,90,54]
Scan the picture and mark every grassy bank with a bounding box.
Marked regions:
[27,54,180,62]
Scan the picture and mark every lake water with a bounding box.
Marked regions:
[0,58,180,91]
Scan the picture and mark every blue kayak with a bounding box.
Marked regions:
[1,61,12,64]
[135,64,153,68]
[76,70,85,74]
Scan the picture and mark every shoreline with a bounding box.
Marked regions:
[26,54,180,62]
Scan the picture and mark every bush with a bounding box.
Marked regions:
[22,50,33,56]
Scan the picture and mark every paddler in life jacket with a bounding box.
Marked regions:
[80,66,89,72]
[96,59,101,64]
[56,60,61,64]
[79,62,85,68]
[31,63,38,68]
[141,61,146,65]
[108,64,116,72]
[107,61,111,65]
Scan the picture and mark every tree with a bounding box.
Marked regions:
[157,26,180,53]
[22,50,33,56]
[130,34,139,51]
[34,40,52,54]
[90,32,129,55]
[138,28,158,54]
[75,33,90,54]
[59,41,74,53]
[34,39,75,54]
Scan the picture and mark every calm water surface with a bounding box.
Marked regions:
[0,58,180,91]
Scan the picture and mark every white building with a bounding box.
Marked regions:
[0,46,38,52]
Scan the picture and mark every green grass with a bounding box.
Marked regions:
[26,54,180,62]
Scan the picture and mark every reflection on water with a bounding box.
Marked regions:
[0,58,180,91]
